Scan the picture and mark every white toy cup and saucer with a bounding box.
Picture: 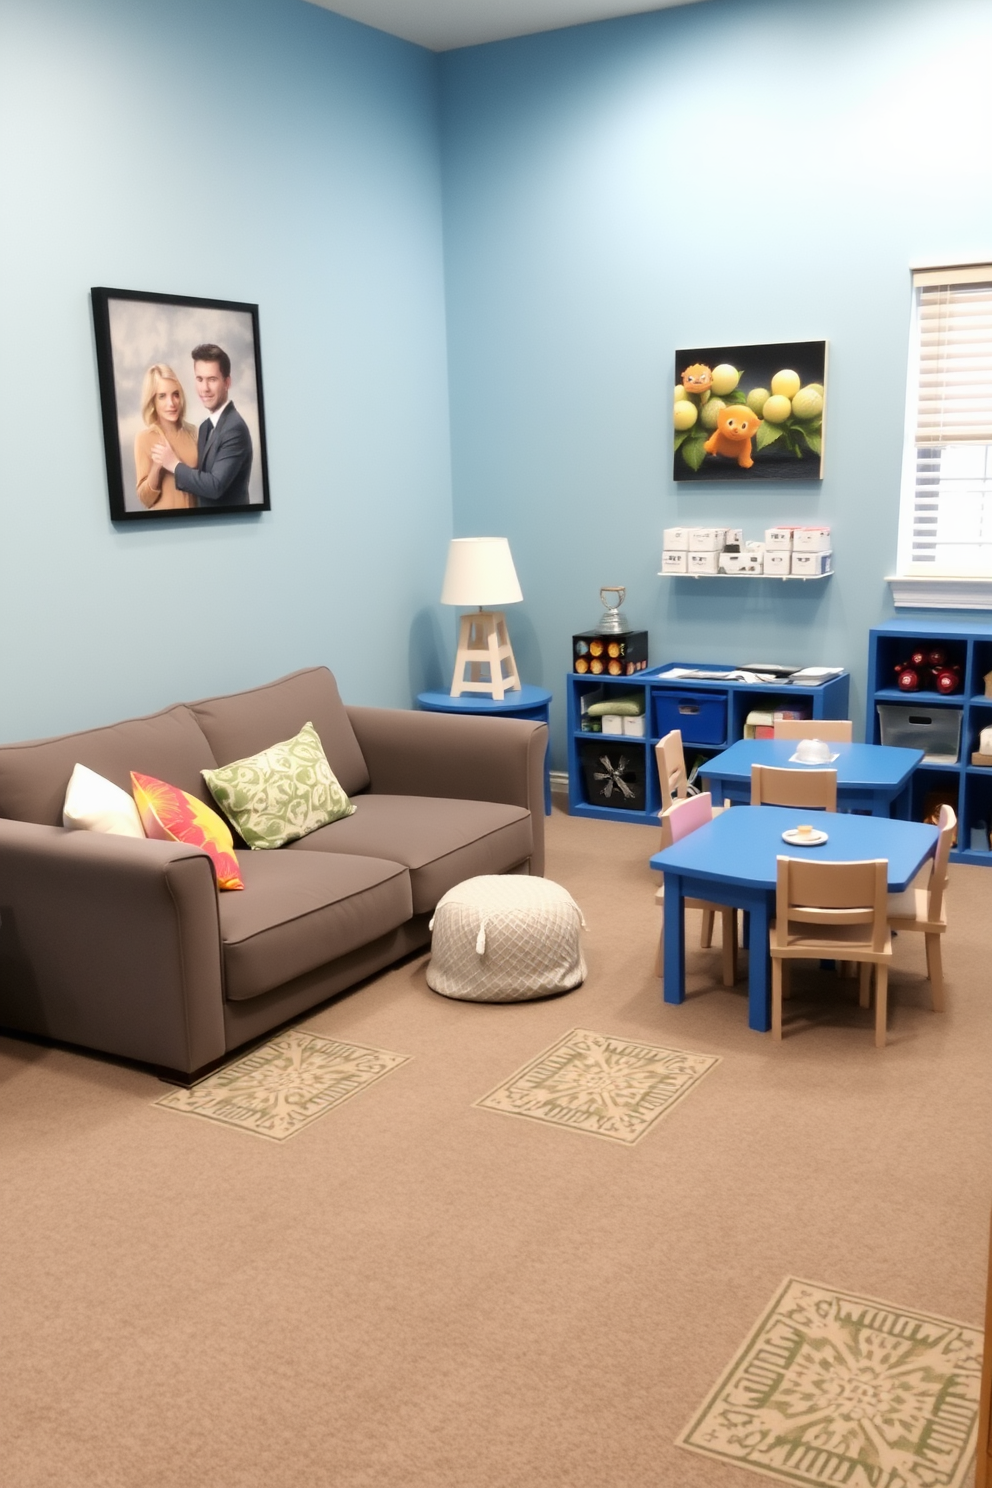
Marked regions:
[781,822,830,847]
[789,736,839,765]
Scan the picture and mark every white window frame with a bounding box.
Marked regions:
[889,261,992,608]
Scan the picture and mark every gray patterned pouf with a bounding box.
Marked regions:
[426,875,586,1002]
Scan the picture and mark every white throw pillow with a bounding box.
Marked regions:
[62,762,145,838]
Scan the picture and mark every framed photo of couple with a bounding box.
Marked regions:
[91,287,271,521]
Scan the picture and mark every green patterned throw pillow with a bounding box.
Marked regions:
[202,721,355,850]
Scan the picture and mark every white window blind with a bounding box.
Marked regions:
[897,263,992,575]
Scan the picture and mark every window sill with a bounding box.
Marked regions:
[886,575,992,609]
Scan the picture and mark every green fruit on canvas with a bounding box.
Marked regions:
[699,397,726,430]
[710,364,741,395]
[747,387,770,415]
[770,369,801,399]
[674,385,687,402]
[807,382,824,396]
[762,394,792,424]
[674,400,698,430]
[792,387,824,420]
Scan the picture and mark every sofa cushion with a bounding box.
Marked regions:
[0,705,218,827]
[219,850,412,1001]
[131,772,245,892]
[287,795,533,915]
[203,722,355,850]
[63,763,145,838]
[189,668,370,799]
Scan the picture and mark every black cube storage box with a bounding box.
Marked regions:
[573,630,648,676]
[578,740,646,811]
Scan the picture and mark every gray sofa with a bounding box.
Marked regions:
[0,667,546,1081]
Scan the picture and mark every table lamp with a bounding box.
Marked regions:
[441,537,523,700]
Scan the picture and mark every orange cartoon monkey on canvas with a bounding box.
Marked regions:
[703,405,761,469]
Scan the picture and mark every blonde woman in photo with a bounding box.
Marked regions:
[134,364,198,509]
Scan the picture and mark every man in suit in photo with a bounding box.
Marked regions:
[154,342,253,506]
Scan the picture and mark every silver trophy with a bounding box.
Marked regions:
[598,586,630,634]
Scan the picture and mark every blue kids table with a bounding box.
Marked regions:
[701,739,923,818]
[650,805,938,1032]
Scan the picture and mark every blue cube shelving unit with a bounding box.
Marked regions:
[567,662,851,826]
[867,620,992,866]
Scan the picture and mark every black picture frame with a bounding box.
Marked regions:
[673,339,827,483]
[91,286,271,521]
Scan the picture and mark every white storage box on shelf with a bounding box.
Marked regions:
[791,550,833,575]
[765,527,794,550]
[719,551,762,574]
[793,526,831,551]
[688,527,726,552]
[688,551,720,574]
[661,550,688,573]
[663,527,690,550]
[763,551,791,575]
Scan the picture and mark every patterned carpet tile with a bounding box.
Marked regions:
[156,1029,409,1142]
[677,1276,982,1488]
[475,1027,720,1144]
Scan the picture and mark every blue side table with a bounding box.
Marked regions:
[416,686,553,815]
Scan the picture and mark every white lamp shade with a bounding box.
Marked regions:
[440,537,523,607]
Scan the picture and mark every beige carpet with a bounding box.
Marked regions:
[1,797,989,1488]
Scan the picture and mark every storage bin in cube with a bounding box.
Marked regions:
[654,690,727,745]
[578,741,646,811]
[877,703,962,764]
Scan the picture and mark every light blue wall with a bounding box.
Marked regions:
[6,0,992,757]
[439,0,992,760]
[0,0,453,740]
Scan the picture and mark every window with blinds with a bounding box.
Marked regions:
[897,264,992,575]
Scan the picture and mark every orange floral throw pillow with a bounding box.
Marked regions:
[131,772,245,891]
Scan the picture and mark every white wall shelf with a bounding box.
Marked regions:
[657,571,832,582]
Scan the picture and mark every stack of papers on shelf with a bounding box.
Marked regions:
[657,665,845,687]
[787,667,845,685]
[657,668,775,683]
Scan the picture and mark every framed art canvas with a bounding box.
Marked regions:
[673,340,827,482]
[91,287,271,521]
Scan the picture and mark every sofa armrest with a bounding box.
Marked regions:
[0,820,226,1076]
[346,707,546,876]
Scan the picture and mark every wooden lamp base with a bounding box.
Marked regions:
[450,609,520,700]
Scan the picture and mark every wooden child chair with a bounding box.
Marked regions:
[655,791,738,988]
[770,856,892,1046]
[751,764,837,812]
[886,803,955,1010]
[655,729,729,950]
[773,719,854,742]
